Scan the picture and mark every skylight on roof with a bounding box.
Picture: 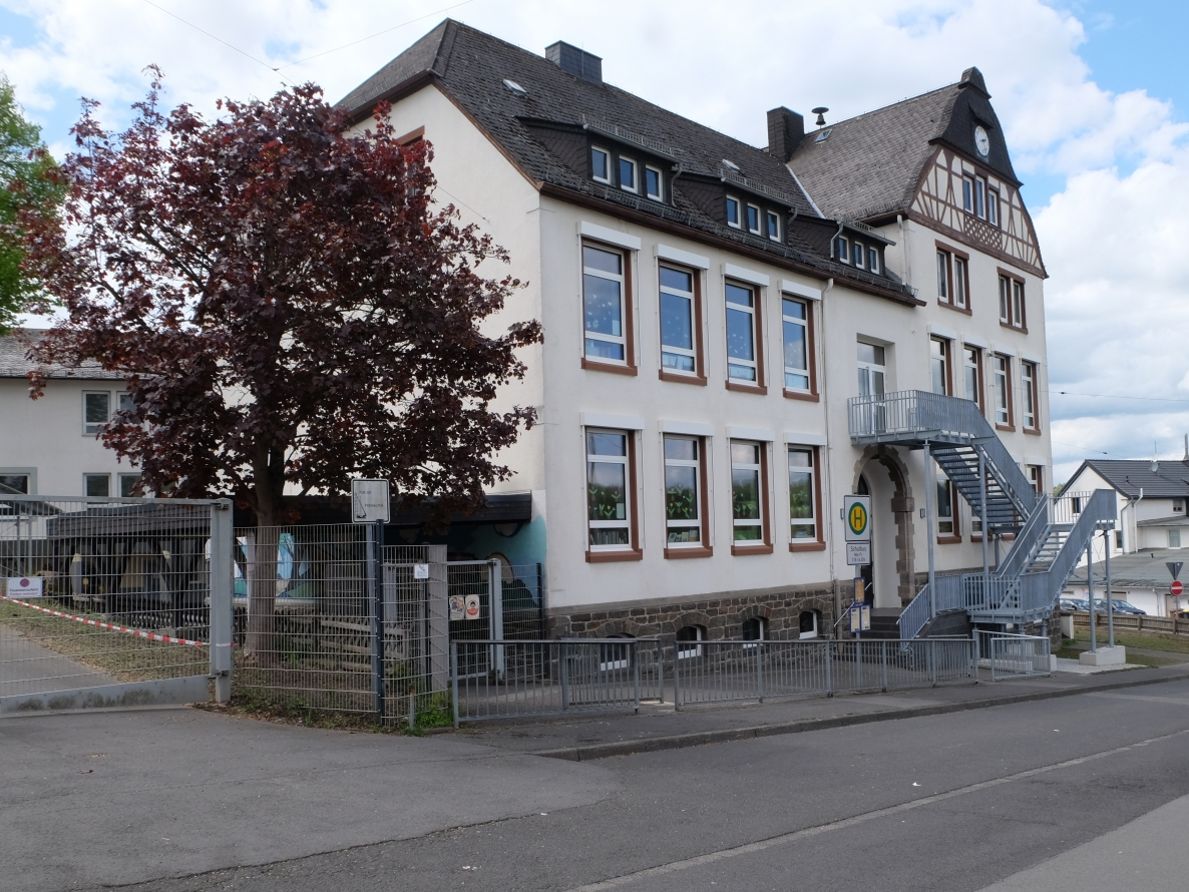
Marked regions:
[721,158,741,172]
[815,129,832,143]
[502,79,527,96]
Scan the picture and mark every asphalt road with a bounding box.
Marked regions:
[12,679,1189,891]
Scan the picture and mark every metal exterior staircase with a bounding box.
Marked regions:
[848,390,1116,638]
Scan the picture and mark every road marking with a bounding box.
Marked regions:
[569,726,1189,890]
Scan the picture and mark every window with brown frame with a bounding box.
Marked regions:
[1021,360,1040,432]
[781,295,817,400]
[725,280,765,392]
[998,272,1026,331]
[936,245,970,312]
[658,264,705,384]
[962,345,984,413]
[788,446,824,550]
[663,434,712,558]
[581,241,636,374]
[991,354,1013,429]
[730,440,772,553]
[585,428,641,562]
[930,336,953,396]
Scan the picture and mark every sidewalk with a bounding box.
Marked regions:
[457,661,1189,761]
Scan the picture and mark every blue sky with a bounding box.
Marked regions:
[2,0,1187,482]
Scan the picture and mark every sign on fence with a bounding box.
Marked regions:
[5,576,43,599]
[351,478,390,523]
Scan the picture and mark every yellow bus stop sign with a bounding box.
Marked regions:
[844,495,871,542]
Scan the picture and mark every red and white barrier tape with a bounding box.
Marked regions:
[1,596,209,648]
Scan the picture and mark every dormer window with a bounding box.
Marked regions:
[645,165,663,201]
[852,240,865,269]
[619,157,638,194]
[746,204,761,235]
[868,247,881,274]
[592,146,611,184]
[835,235,850,263]
[726,195,741,228]
[766,210,781,242]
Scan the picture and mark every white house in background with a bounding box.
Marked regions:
[1066,548,1186,618]
[1060,458,1189,556]
[0,329,139,497]
[333,20,1075,640]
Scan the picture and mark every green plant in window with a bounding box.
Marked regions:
[587,483,625,520]
[665,485,695,521]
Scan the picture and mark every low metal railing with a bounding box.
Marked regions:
[451,638,663,725]
[672,638,976,708]
[976,630,1051,680]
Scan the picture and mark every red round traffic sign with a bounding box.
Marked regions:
[1171,580,1183,597]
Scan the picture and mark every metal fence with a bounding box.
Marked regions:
[230,523,453,727]
[976,630,1052,681]
[452,638,664,724]
[0,495,231,714]
[673,638,977,708]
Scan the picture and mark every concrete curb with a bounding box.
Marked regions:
[534,671,1189,762]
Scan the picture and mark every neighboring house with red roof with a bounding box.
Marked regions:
[0,329,139,497]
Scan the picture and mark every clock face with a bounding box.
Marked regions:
[974,125,990,157]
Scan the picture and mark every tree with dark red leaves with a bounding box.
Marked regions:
[21,73,541,658]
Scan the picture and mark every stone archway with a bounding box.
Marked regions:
[854,446,916,607]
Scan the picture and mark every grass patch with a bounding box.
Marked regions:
[0,599,207,682]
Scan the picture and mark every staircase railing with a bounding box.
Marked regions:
[848,390,1037,516]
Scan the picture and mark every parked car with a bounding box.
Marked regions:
[1108,599,1146,616]
[1057,598,1084,613]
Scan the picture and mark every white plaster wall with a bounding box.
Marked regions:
[0,378,136,495]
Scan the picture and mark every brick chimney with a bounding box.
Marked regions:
[767,106,805,162]
[546,41,603,85]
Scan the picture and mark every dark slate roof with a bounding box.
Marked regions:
[1066,459,1189,500]
[338,20,918,305]
[1067,548,1189,588]
[788,68,1019,223]
[0,329,125,381]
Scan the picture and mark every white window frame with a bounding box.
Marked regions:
[663,434,704,547]
[935,467,956,537]
[730,439,766,543]
[659,263,697,375]
[963,345,983,412]
[725,195,741,229]
[585,428,634,552]
[725,281,759,384]
[618,156,638,194]
[118,473,141,498]
[931,336,951,396]
[766,210,781,242]
[676,625,705,659]
[798,610,819,640]
[582,242,628,364]
[746,203,761,235]
[741,616,767,648]
[0,468,35,495]
[953,256,968,309]
[1012,280,1026,329]
[644,165,663,201]
[1171,529,1183,549]
[868,247,881,274]
[992,354,1011,426]
[998,275,1012,325]
[787,446,819,542]
[83,473,111,498]
[1021,361,1038,430]
[591,146,611,184]
[988,186,1000,226]
[837,235,850,264]
[937,249,951,302]
[781,296,811,393]
[83,391,111,436]
[852,240,865,269]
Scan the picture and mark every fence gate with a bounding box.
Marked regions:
[446,560,503,679]
[0,495,232,715]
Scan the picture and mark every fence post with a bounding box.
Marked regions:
[560,641,570,711]
[756,640,765,702]
[489,559,505,682]
[451,642,460,728]
[928,639,937,686]
[880,640,888,692]
[824,640,833,697]
[632,641,641,713]
[367,520,386,723]
[209,500,234,706]
[673,642,682,710]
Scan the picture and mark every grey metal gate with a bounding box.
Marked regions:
[978,630,1052,680]
[0,495,231,714]
[446,560,503,679]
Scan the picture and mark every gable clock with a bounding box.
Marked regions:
[974,124,990,158]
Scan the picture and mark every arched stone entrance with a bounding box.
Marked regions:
[854,446,916,608]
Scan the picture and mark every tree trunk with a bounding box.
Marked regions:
[244,497,279,664]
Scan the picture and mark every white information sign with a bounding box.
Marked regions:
[848,603,871,633]
[413,563,430,580]
[845,542,871,566]
[351,479,391,523]
[6,576,43,599]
